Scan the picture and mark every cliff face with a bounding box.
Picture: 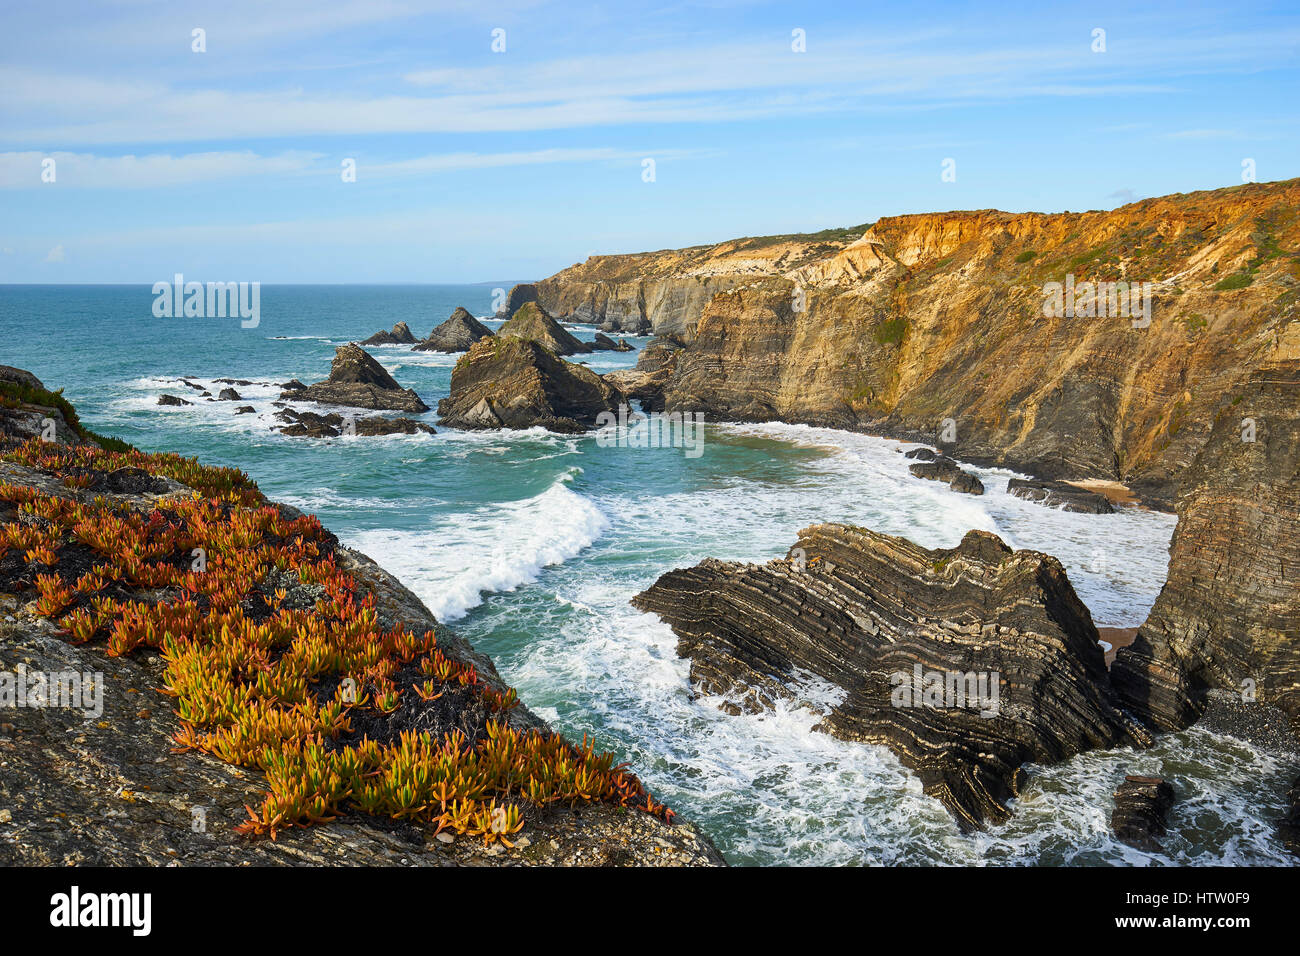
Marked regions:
[1112,363,1300,732]
[540,181,1300,505]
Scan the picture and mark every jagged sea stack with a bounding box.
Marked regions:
[413,307,494,353]
[282,343,429,412]
[497,302,591,356]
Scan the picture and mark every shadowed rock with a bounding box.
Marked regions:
[437,336,623,433]
[361,322,417,346]
[496,282,539,317]
[1111,775,1176,851]
[497,302,591,356]
[413,308,494,353]
[603,337,682,412]
[592,332,634,352]
[632,524,1151,830]
[217,387,241,401]
[283,344,428,413]
[274,407,435,438]
[157,394,192,406]
[1007,478,1114,514]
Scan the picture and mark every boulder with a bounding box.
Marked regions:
[217,387,241,401]
[904,447,939,461]
[413,307,494,353]
[157,394,192,406]
[497,302,591,356]
[1007,478,1114,514]
[361,322,417,346]
[909,457,985,495]
[632,524,1151,830]
[282,344,428,413]
[592,332,634,352]
[1111,775,1176,851]
[437,336,624,433]
[234,405,256,415]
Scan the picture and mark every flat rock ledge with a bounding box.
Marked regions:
[1007,478,1114,514]
[632,524,1151,830]
[908,456,985,495]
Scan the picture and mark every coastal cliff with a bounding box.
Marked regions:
[0,369,721,866]
[538,180,1300,506]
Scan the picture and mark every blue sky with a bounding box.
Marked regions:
[1,0,1297,283]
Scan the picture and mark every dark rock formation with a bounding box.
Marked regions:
[217,387,241,401]
[1282,777,1300,856]
[283,344,428,413]
[437,337,623,433]
[280,379,306,391]
[497,302,591,356]
[1112,364,1300,732]
[361,322,417,346]
[157,394,192,407]
[215,378,253,386]
[497,282,539,317]
[274,408,435,438]
[632,524,1151,830]
[904,447,939,461]
[604,337,682,413]
[1111,775,1176,852]
[234,405,256,414]
[909,457,985,495]
[413,308,494,353]
[1007,478,1115,514]
[592,332,634,352]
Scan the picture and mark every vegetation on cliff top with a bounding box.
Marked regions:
[0,435,673,843]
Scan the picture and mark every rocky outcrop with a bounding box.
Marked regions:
[1007,478,1115,514]
[412,308,494,353]
[437,337,624,433]
[1112,364,1300,732]
[908,457,985,495]
[361,322,417,346]
[283,344,429,413]
[592,332,633,352]
[157,394,191,407]
[1111,775,1177,852]
[496,283,540,317]
[274,408,436,438]
[539,180,1300,507]
[632,524,1151,830]
[603,338,682,412]
[216,387,241,401]
[497,302,591,356]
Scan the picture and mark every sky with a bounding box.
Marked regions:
[1,0,1297,283]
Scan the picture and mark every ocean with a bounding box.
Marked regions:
[2,283,1294,865]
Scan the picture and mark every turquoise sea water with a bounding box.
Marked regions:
[1,284,1295,865]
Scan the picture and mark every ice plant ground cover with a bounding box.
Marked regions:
[0,435,673,843]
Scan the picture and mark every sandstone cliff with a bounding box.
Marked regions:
[540,180,1300,506]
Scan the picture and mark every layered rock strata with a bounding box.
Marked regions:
[283,344,429,413]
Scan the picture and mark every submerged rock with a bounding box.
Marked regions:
[437,336,623,433]
[632,524,1151,830]
[275,408,434,438]
[1111,775,1176,851]
[1007,478,1114,514]
[361,322,417,346]
[497,302,591,356]
[413,307,494,353]
[283,344,428,413]
[909,457,984,495]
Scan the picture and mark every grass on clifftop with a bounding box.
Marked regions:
[0,381,134,452]
[0,435,672,843]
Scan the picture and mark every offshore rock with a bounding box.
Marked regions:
[274,408,435,438]
[413,308,494,353]
[157,394,192,407]
[436,336,624,433]
[592,332,634,352]
[497,302,591,356]
[360,322,417,346]
[497,282,540,317]
[908,457,985,495]
[603,337,682,413]
[284,344,429,413]
[1007,478,1115,514]
[1111,775,1177,852]
[632,524,1151,830]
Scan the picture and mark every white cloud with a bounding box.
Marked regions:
[44,244,65,262]
[0,151,322,189]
